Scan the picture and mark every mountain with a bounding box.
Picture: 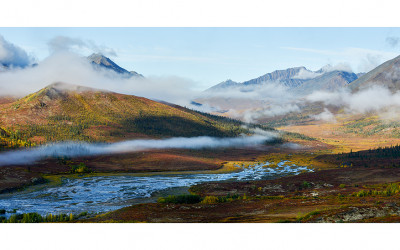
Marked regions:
[206,66,358,94]
[205,79,241,92]
[241,66,308,88]
[293,70,358,95]
[0,82,249,148]
[207,67,308,92]
[88,53,143,78]
[348,55,400,92]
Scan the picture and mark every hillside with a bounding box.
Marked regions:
[293,70,357,95]
[0,82,249,149]
[348,55,400,92]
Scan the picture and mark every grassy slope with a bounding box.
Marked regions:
[0,83,250,149]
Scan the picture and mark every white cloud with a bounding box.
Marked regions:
[0,35,33,67]
[320,63,353,73]
[282,46,397,73]
[0,134,275,166]
[0,51,200,106]
[312,108,337,123]
[292,68,322,79]
[306,85,400,114]
[48,36,117,57]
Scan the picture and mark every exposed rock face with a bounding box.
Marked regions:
[88,53,143,78]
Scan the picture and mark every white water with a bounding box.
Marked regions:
[0,161,312,217]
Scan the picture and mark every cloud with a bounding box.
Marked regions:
[0,51,201,106]
[195,81,302,122]
[282,46,397,73]
[292,68,322,79]
[386,36,400,47]
[293,64,353,80]
[199,81,293,101]
[239,104,300,123]
[0,35,33,67]
[320,63,353,73]
[312,108,337,123]
[48,36,117,57]
[0,134,275,166]
[306,85,400,114]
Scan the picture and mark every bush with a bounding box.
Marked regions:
[301,181,312,189]
[78,211,88,217]
[201,196,219,204]
[158,194,202,204]
[339,184,346,188]
[352,183,400,197]
[70,163,91,174]
[0,209,5,214]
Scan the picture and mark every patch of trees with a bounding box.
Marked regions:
[0,211,89,223]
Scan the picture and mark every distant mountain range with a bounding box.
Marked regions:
[87,53,143,78]
[207,66,360,95]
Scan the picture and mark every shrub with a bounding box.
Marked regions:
[201,196,219,204]
[339,184,346,188]
[0,209,5,214]
[352,183,400,197]
[78,211,88,217]
[70,163,91,174]
[301,181,312,189]
[158,194,202,204]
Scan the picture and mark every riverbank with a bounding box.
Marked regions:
[0,160,313,217]
[81,166,400,223]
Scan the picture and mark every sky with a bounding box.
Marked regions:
[1,27,400,90]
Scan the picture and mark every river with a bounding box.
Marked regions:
[0,161,312,217]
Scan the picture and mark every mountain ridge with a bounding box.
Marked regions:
[88,53,143,78]
[206,66,359,94]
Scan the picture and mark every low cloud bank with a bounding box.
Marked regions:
[0,134,276,166]
[0,51,199,106]
[306,85,400,114]
[195,82,300,122]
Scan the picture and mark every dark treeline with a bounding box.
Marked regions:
[330,145,400,168]
[341,145,400,160]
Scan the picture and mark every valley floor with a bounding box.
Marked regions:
[4,120,400,223]
[80,167,400,223]
[78,122,400,223]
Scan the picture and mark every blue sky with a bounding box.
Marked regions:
[1,27,400,90]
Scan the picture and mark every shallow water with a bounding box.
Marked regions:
[0,161,312,216]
